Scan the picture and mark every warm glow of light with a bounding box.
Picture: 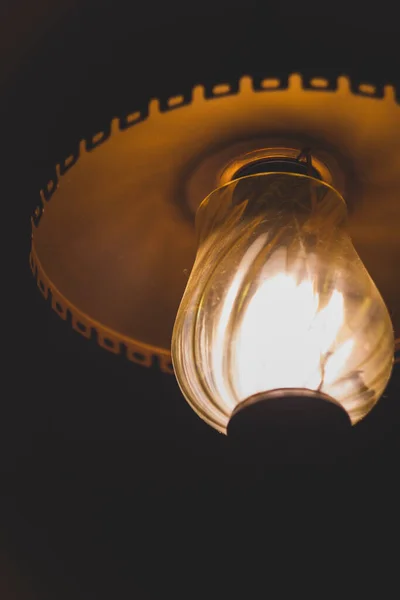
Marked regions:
[213,246,352,404]
[212,233,269,407]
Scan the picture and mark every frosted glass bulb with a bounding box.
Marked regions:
[172,173,394,434]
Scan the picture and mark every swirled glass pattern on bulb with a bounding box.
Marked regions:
[172,173,394,433]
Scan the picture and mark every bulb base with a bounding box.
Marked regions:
[220,147,336,188]
[233,155,322,180]
[227,389,351,464]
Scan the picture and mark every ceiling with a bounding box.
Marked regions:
[2,2,400,597]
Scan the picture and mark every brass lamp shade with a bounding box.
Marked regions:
[30,74,400,369]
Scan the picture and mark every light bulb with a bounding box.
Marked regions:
[172,170,394,434]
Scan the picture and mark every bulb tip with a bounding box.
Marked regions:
[227,389,351,464]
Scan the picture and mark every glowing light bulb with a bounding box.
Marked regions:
[172,172,394,433]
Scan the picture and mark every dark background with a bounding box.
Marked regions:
[2,2,400,597]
